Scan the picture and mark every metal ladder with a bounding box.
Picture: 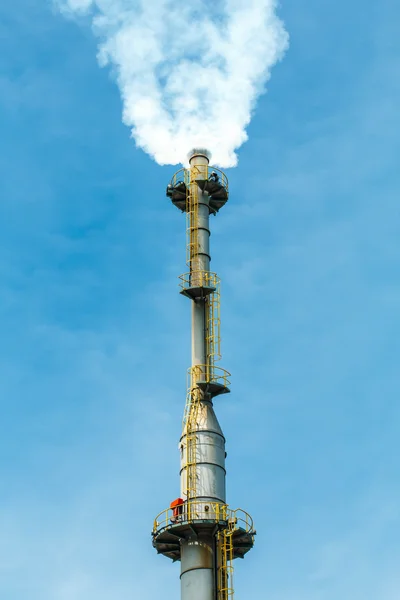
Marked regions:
[217,524,235,600]
[206,282,222,381]
[186,168,200,270]
[183,380,201,515]
[183,167,223,515]
[183,169,202,511]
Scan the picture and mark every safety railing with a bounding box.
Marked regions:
[230,509,255,535]
[206,166,229,193]
[169,166,229,194]
[170,168,190,188]
[187,365,231,391]
[153,501,254,537]
[179,271,220,292]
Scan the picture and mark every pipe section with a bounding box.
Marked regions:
[181,537,215,600]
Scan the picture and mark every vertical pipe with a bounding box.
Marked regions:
[190,152,210,370]
[192,299,206,368]
[181,536,216,600]
[180,150,225,600]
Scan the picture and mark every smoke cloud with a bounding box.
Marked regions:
[57,0,289,167]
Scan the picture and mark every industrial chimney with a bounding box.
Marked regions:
[152,150,255,600]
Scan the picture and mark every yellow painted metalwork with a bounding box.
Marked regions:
[170,167,189,188]
[153,501,253,537]
[154,162,255,598]
[182,164,203,505]
[217,522,235,600]
[169,166,229,195]
[172,162,249,599]
[179,271,220,292]
[182,166,201,507]
[186,167,201,269]
[181,162,229,509]
[183,386,201,515]
[185,365,231,395]
[207,283,222,369]
[182,363,230,512]
[152,499,255,599]
[153,501,255,600]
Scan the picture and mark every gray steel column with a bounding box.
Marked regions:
[191,172,210,369]
[180,401,226,503]
[181,536,216,600]
[180,150,226,600]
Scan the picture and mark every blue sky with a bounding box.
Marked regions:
[1,0,400,599]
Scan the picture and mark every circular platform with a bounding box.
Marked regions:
[152,503,255,562]
[152,518,255,562]
[166,167,229,213]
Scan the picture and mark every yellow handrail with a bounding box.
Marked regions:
[186,365,231,393]
[153,501,254,537]
[179,271,220,291]
[169,166,229,194]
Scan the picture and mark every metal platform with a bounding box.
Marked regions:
[167,181,187,211]
[180,285,216,300]
[196,380,230,398]
[198,179,228,213]
[166,166,229,214]
[187,366,231,401]
[152,517,255,563]
[179,271,220,300]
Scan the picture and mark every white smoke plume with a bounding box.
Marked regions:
[57,0,289,167]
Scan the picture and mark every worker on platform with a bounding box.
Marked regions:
[170,498,184,523]
[209,171,220,183]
